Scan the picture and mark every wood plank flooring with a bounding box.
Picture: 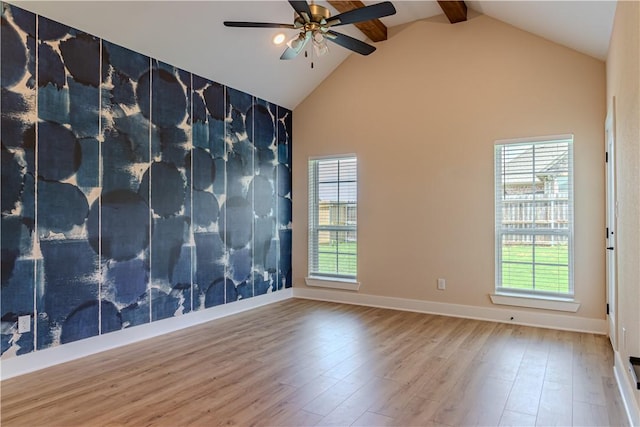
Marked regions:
[0,299,629,426]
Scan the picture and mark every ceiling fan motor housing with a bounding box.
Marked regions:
[295,4,331,28]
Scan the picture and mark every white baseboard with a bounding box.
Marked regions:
[0,289,293,380]
[614,350,640,426]
[1,287,608,382]
[293,288,607,334]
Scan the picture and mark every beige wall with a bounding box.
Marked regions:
[293,13,606,321]
[606,0,640,405]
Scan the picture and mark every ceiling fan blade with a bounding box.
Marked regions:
[326,30,376,55]
[288,1,312,23]
[224,21,296,29]
[327,1,396,27]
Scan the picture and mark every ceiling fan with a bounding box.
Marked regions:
[224,1,397,60]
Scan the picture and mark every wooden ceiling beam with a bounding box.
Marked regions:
[437,1,468,24]
[327,1,388,42]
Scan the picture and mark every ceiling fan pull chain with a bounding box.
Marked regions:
[303,49,313,69]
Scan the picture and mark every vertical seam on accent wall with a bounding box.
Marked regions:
[190,73,194,313]
[33,13,39,351]
[148,59,153,323]
[250,97,258,297]
[98,38,103,335]
[275,108,279,290]
[251,98,255,297]
[223,85,227,304]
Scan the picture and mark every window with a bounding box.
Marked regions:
[308,156,357,280]
[495,136,574,298]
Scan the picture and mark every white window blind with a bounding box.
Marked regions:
[308,156,357,279]
[495,136,574,297]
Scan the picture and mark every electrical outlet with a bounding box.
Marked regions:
[437,278,446,290]
[18,315,30,333]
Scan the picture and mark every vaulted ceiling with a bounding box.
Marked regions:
[12,1,616,109]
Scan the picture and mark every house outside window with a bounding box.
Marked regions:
[308,156,357,279]
[495,136,574,298]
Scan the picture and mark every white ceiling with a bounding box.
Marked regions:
[12,1,616,110]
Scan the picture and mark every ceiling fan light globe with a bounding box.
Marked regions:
[287,34,304,49]
[314,45,329,56]
[313,39,329,56]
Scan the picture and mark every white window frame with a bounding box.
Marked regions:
[306,155,359,291]
[494,135,575,303]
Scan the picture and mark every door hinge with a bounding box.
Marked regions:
[607,303,610,315]
[606,151,609,163]
[606,227,609,239]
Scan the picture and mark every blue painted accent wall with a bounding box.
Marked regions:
[0,2,292,358]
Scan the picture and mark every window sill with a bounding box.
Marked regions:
[305,276,360,291]
[490,292,580,312]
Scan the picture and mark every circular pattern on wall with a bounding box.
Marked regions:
[220,196,252,250]
[38,42,66,88]
[139,161,185,217]
[192,190,219,227]
[38,17,70,41]
[60,300,121,344]
[203,82,227,121]
[38,121,81,181]
[190,147,215,191]
[87,189,150,261]
[246,104,274,150]
[1,146,23,213]
[59,34,101,87]
[1,16,28,88]
[275,163,291,198]
[205,277,236,308]
[107,258,148,305]
[10,7,36,37]
[137,69,187,128]
[278,196,292,227]
[249,175,273,217]
[37,180,89,234]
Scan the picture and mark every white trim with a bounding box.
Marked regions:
[308,155,358,280]
[308,153,357,161]
[490,293,580,312]
[614,350,640,426]
[0,290,293,380]
[305,276,360,291]
[293,287,606,334]
[494,136,575,299]
[494,133,574,146]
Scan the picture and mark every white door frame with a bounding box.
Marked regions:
[605,97,618,349]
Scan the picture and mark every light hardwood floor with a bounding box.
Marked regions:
[0,299,629,426]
